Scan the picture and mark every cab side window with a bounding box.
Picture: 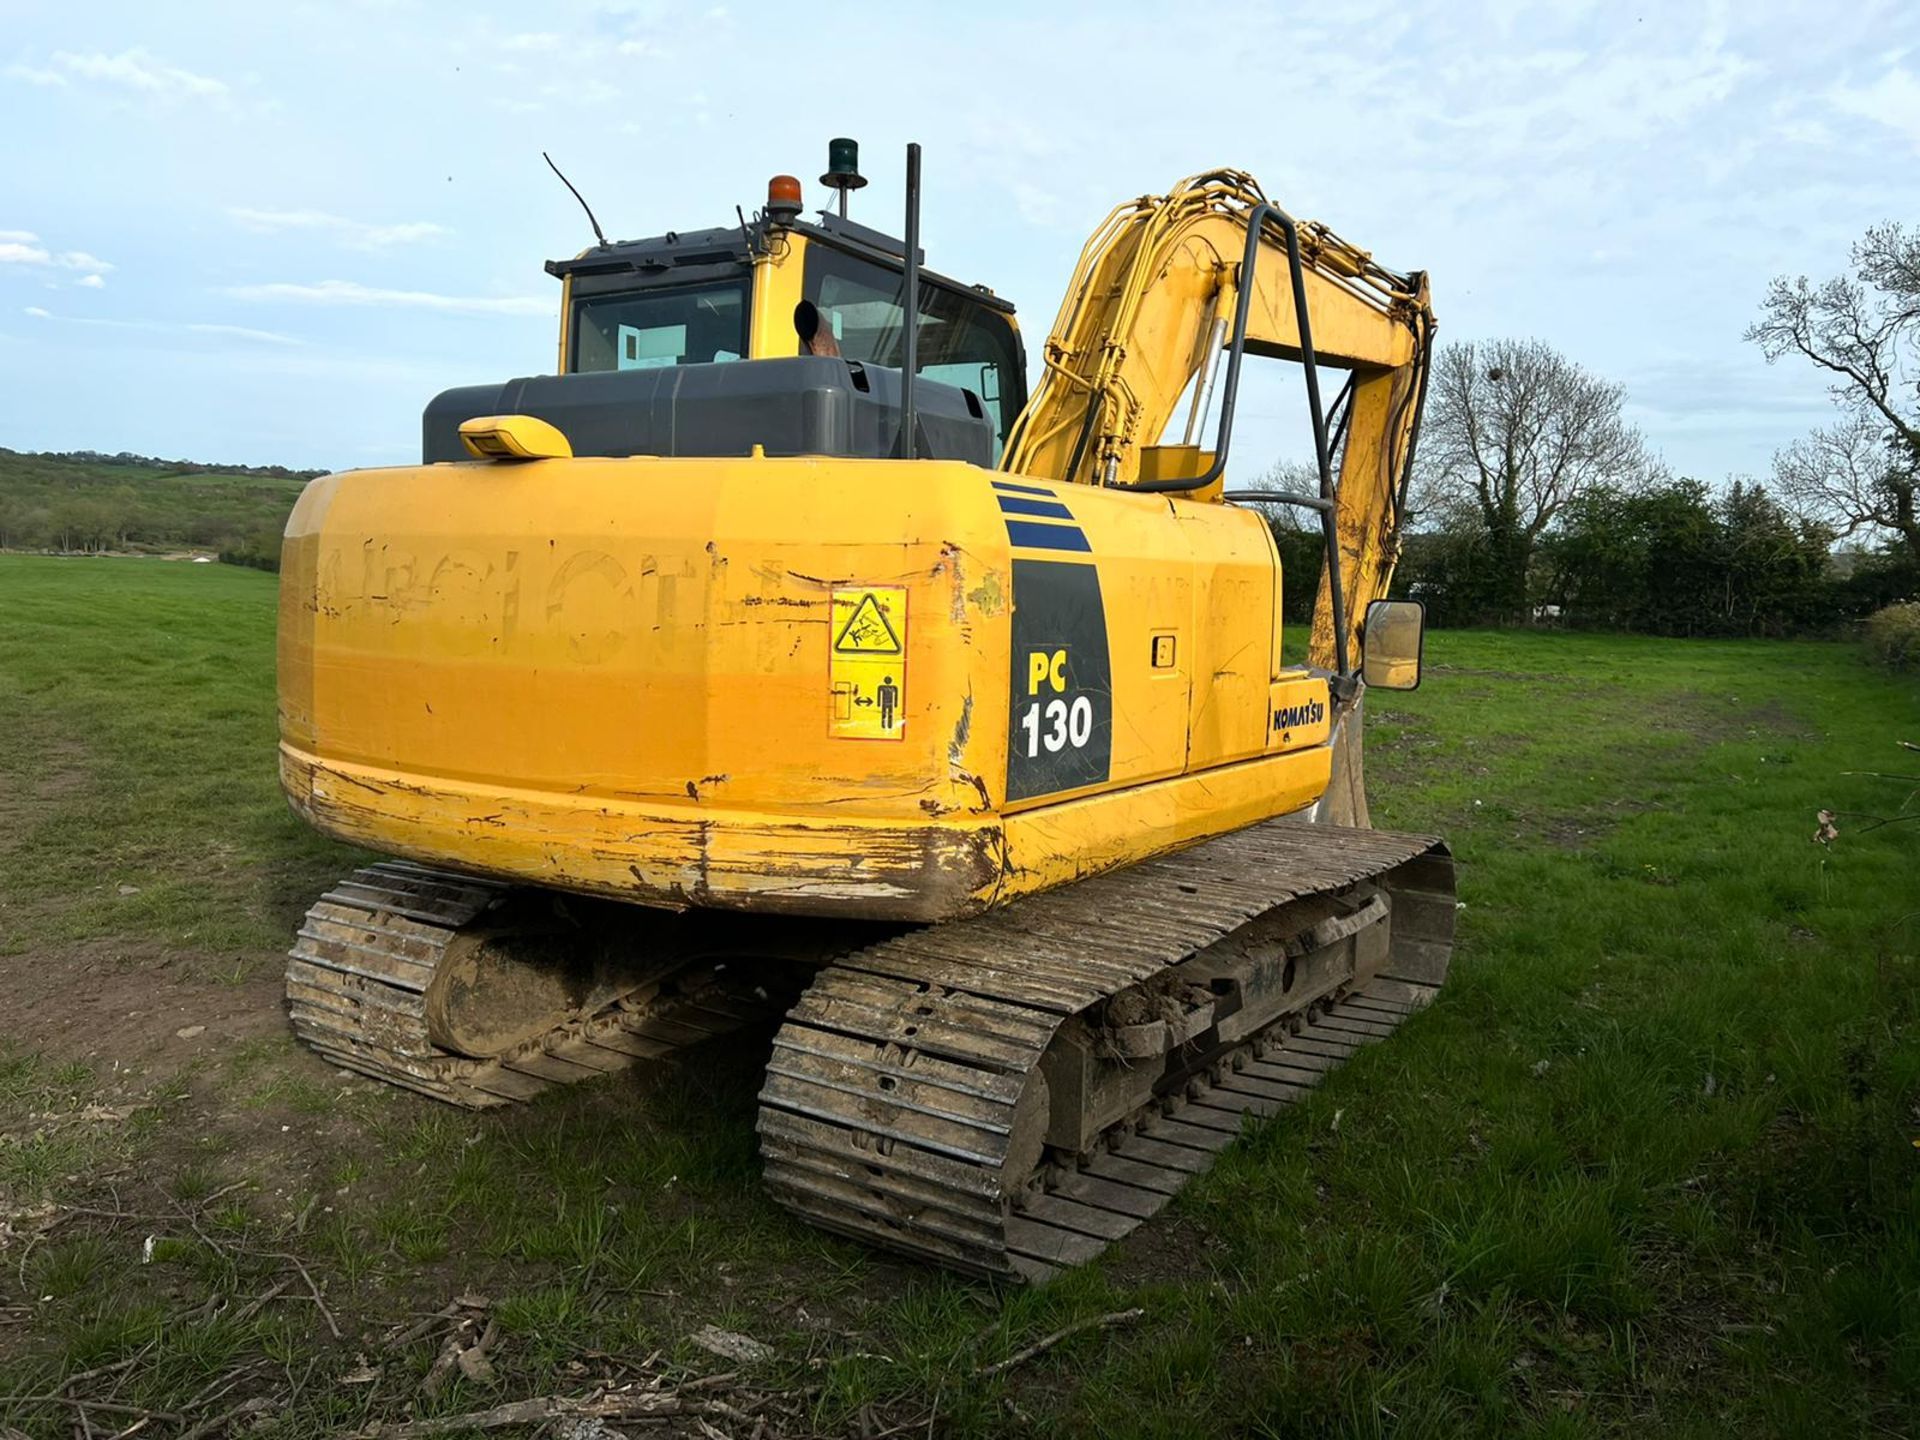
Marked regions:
[804,246,1025,462]
[571,282,747,372]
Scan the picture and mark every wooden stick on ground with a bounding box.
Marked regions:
[972,1309,1146,1378]
[387,1301,464,1349]
[4,1399,183,1425]
[229,1279,292,1327]
[54,1355,144,1395]
[173,1395,274,1440]
[269,1253,341,1340]
[352,1384,757,1438]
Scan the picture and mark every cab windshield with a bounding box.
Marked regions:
[571,281,748,372]
[803,245,1025,460]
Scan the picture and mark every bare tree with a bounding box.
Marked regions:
[1238,457,1322,526]
[1747,223,1920,561]
[1770,412,1918,558]
[1419,338,1650,619]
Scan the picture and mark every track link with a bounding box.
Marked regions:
[755,821,1455,1281]
[287,861,780,1108]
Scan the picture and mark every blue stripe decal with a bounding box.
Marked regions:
[997,495,1076,520]
[1004,520,1092,553]
[992,479,1055,496]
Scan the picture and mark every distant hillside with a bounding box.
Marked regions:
[0,448,324,570]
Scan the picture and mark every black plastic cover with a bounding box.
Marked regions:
[422,357,994,467]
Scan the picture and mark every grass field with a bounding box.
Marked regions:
[0,553,1915,1438]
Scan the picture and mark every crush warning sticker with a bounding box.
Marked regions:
[829,586,907,740]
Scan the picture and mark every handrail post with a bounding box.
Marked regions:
[898,142,922,459]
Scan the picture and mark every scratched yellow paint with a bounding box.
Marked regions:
[829,587,907,740]
[278,451,1329,921]
[280,181,1437,923]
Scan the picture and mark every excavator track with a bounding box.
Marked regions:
[755,820,1455,1281]
[286,862,784,1108]
[287,824,1454,1282]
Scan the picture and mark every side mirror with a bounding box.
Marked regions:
[1362,599,1425,691]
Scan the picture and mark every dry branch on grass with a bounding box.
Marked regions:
[1816,739,1920,843]
[174,1395,275,1440]
[973,1308,1146,1377]
[348,1376,759,1438]
[0,1395,184,1424]
[386,1294,489,1350]
[422,1315,498,1397]
[0,1191,343,1440]
[45,1187,345,1343]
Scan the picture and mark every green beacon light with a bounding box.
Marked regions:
[820,137,868,219]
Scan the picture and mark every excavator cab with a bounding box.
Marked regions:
[554,203,1027,447]
[423,161,1028,469]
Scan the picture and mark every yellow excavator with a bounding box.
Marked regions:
[277,141,1453,1281]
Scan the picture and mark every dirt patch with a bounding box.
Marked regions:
[0,944,467,1362]
[1533,795,1661,851]
[5,951,397,1227]
[1101,1210,1227,1290]
[1738,697,1821,743]
[1636,690,1822,745]
[1,936,289,1088]
[1541,817,1599,850]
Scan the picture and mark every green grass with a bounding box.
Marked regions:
[0,554,1915,1437]
[0,555,352,958]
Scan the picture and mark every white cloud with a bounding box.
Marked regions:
[0,232,113,280]
[1424,35,1760,163]
[184,323,303,346]
[7,48,229,100]
[76,273,106,290]
[23,306,301,345]
[1830,65,1920,151]
[568,78,619,106]
[227,279,551,316]
[458,9,734,70]
[227,207,450,250]
[5,64,66,88]
[1775,116,1835,147]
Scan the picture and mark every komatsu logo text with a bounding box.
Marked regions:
[1272,698,1326,732]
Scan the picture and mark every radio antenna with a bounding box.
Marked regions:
[542,151,609,248]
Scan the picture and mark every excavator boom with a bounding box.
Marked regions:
[1005,170,1434,681]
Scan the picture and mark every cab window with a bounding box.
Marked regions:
[572,282,747,372]
[803,246,1024,460]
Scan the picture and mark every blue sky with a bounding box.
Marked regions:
[2,0,1916,481]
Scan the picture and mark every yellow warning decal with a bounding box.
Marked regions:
[830,586,907,740]
[833,591,903,654]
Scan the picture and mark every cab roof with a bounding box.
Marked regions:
[545,212,1014,314]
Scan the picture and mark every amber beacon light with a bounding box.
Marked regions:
[765,174,803,221]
